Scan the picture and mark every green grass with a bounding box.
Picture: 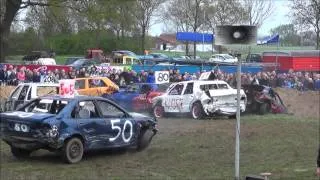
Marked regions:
[0,114,319,180]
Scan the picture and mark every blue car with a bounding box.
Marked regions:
[0,95,157,163]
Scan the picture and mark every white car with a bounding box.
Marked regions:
[3,83,59,111]
[152,80,246,119]
[209,54,238,63]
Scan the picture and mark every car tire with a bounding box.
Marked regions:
[136,129,154,151]
[191,102,204,119]
[11,146,31,158]
[62,137,84,164]
[153,104,165,118]
[259,102,270,115]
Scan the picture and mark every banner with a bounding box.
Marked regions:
[155,71,170,84]
[59,79,75,98]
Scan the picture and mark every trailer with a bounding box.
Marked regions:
[262,50,320,72]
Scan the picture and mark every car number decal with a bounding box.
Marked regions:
[109,120,133,143]
[164,98,183,110]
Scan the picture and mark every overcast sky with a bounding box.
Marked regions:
[149,0,291,36]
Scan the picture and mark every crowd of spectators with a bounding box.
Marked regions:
[0,64,319,91]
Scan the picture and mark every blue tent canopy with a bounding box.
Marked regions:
[176,32,214,43]
[257,34,280,45]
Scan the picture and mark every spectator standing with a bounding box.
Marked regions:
[68,67,76,79]
[146,70,155,83]
[25,69,33,82]
[314,74,320,90]
[32,70,41,82]
[17,67,26,83]
[0,65,7,85]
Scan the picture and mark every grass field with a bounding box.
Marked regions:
[1,114,319,180]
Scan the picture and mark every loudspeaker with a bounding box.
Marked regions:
[215,25,257,45]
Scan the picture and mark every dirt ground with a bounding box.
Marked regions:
[275,88,320,119]
[0,86,319,119]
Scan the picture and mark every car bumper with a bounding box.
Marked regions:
[1,134,61,151]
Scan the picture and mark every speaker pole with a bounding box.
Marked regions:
[235,45,243,180]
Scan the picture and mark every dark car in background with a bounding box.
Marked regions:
[104,83,170,114]
[64,57,84,65]
[69,58,100,70]
[0,95,157,163]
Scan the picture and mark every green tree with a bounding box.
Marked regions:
[290,0,320,49]
[270,24,301,46]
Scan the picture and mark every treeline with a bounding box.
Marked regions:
[1,0,319,62]
[7,28,155,56]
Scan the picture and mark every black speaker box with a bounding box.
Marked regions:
[215,25,257,45]
[245,175,265,180]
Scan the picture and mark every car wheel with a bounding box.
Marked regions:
[11,146,31,158]
[136,129,154,151]
[259,102,270,115]
[62,137,84,164]
[153,104,165,118]
[191,102,204,119]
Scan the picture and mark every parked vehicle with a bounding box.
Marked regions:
[3,83,59,112]
[0,95,158,163]
[209,54,238,63]
[75,77,119,96]
[262,50,320,72]
[64,57,84,65]
[246,53,262,63]
[242,84,287,115]
[69,59,100,70]
[152,80,247,119]
[105,83,170,113]
[149,53,173,61]
[112,50,153,61]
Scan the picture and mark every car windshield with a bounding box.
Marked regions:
[21,98,70,114]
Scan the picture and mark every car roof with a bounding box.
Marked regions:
[40,95,107,101]
[19,83,59,87]
[172,80,229,85]
[74,77,108,80]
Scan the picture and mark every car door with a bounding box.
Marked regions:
[181,82,195,112]
[163,83,185,112]
[6,85,23,110]
[95,100,137,147]
[15,85,30,110]
[75,100,110,149]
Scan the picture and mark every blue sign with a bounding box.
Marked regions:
[176,32,214,43]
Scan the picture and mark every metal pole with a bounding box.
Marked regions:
[235,47,242,180]
[202,11,205,55]
[275,39,279,72]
